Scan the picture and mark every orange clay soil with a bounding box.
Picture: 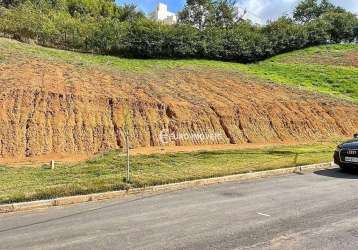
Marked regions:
[279,50,358,67]
[0,45,357,163]
[345,52,358,67]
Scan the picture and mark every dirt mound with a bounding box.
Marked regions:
[345,52,358,67]
[0,48,357,159]
[278,48,358,67]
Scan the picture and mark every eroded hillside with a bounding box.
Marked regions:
[0,38,357,158]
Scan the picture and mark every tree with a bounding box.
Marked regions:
[319,0,345,14]
[321,11,357,43]
[264,17,308,54]
[87,19,129,54]
[125,19,171,58]
[304,18,330,45]
[0,0,24,7]
[0,1,46,41]
[116,4,144,22]
[293,0,320,23]
[200,26,225,58]
[293,0,346,23]
[166,24,199,58]
[213,0,237,28]
[224,21,271,61]
[178,0,215,31]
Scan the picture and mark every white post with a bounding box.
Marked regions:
[51,160,55,170]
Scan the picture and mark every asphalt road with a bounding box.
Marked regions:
[2,168,358,250]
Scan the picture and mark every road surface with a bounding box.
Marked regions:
[2,168,358,249]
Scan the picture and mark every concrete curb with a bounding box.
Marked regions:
[0,162,334,214]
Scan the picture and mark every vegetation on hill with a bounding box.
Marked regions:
[0,0,356,62]
[2,38,357,101]
[245,45,358,101]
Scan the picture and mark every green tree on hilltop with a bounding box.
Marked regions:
[0,0,23,7]
[179,0,238,30]
[293,0,346,23]
[178,0,215,31]
[116,4,144,22]
[213,0,238,28]
[320,11,357,43]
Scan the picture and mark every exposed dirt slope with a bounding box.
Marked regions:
[277,47,358,67]
[0,40,357,159]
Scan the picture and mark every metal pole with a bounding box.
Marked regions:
[126,133,130,183]
[294,153,298,167]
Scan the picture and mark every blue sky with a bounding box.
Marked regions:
[116,0,358,24]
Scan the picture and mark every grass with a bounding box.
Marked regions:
[246,62,358,101]
[0,38,236,71]
[0,143,336,204]
[271,44,358,65]
[246,44,358,101]
[1,38,357,101]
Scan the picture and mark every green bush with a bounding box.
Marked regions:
[0,0,357,62]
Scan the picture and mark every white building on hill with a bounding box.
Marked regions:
[148,3,178,25]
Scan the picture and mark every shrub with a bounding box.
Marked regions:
[0,0,356,62]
